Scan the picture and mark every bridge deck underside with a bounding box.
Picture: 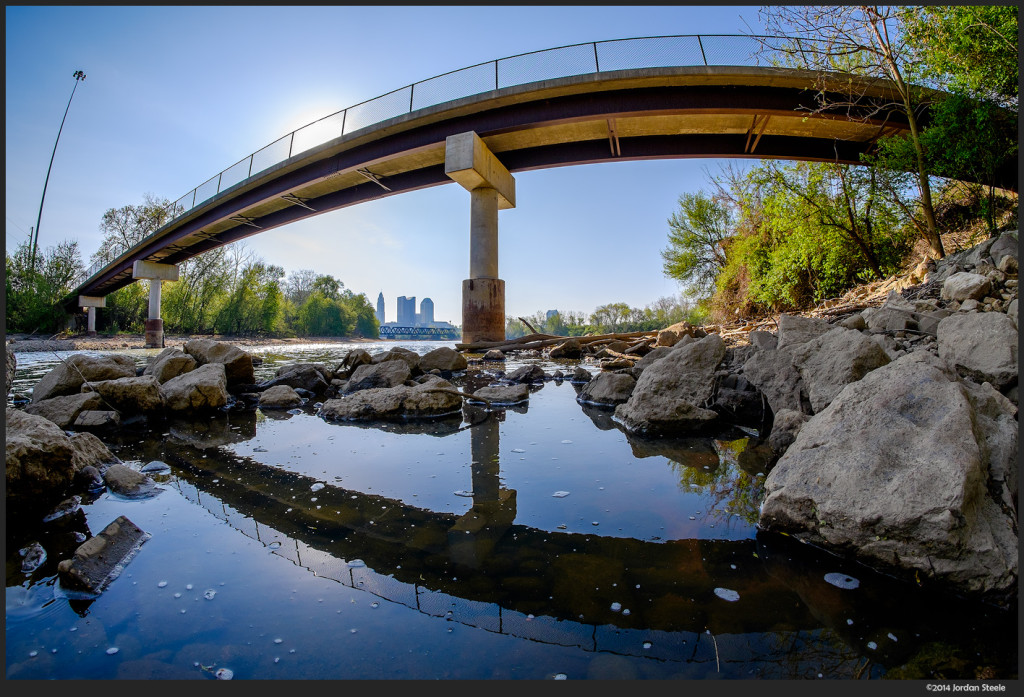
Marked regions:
[68,69,1008,310]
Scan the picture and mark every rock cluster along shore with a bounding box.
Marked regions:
[5,231,1018,605]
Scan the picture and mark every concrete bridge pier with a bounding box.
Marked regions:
[78,295,105,337]
[445,132,515,344]
[132,261,179,348]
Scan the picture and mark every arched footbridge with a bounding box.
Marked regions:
[65,35,1013,344]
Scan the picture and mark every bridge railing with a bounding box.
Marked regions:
[77,34,815,287]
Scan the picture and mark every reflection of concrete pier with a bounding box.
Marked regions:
[450,415,516,568]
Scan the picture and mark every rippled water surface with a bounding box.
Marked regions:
[5,341,1017,680]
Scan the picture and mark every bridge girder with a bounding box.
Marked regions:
[65,67,1015,311]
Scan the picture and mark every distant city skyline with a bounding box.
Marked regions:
[378,292,453,328]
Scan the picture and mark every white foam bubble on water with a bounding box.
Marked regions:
[552,491,570,498]
[824,572,860,590]
[714,588,740,602]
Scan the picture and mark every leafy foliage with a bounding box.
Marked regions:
[5,238,83,334]
[661,192,732,298]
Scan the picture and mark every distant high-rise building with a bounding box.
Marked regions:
[420,298,434,326]
[397,296,416,325]
[376,292,385,324]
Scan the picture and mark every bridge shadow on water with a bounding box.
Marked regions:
[94,390,1016,680]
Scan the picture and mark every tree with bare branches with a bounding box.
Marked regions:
[755,5,946,258]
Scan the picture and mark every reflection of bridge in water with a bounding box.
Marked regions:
[153,406,1001,676]
[379,325,461,340]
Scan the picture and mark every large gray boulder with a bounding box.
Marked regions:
[505,364,547,383]
[347,360,412,392]
[632,346,674,375]
[655,321,697,348]
[57,516,149,593]
[788,327,891,413]
[143,347,197,384]
[159,363,229,411]
[937,311,1018,389]
[6,408,77,511]
[259,384,303,409]
[549,338,583,359]
[759,352,1018,601]
[320,380,463,421]
[987,231,1018,269]
[742,348,809,415]
[775,314,833,350]
[469,383,530,405]
[103,463,157,498]
[613,334,725,435]
[577,372,636,406]
[69,432,117,471]
[24,392,103,429]
[419,346,468,373]
[371,347,421,372]
[941,272,992,302]
[260,363,331,394]
[82,375,165,413]
[31,353,136,403]
[183,339,254,386]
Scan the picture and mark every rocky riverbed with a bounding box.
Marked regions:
[4,231,1019,676]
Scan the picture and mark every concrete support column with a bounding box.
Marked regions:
[469,187,499,279]
[132,260,179,349]
[445,132,516,345]
[79,295,105,337]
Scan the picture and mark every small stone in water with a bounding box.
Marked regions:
[174,593,182,598]
[714,588,740,602]
[158,581,168,588]
[847,619,854,625]
[29,650,38,657]
[274,638,283,644]
[203,589,216,600]
[106,647,119,655]
[552,491,570,498]
[215,668,233,680]
[824,572,860,590]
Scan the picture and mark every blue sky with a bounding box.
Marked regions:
[5,5,766,323]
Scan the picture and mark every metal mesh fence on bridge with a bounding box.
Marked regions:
[76,34,814,287]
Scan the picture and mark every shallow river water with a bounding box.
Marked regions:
[5,341,1017,680]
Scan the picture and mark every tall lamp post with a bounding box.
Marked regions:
[30,69,86,271]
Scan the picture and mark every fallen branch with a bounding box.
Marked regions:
[517,317,541,334]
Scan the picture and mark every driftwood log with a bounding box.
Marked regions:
[457,330,660,354]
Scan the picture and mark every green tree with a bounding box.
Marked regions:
[214,261,285,335]
[901,5,1018,105]
[757,5,946,258]
[589,302,632,333]
[162,247,231,333]
[661,192,732,298]
[90,193,171,267]
[5,238,83,333]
